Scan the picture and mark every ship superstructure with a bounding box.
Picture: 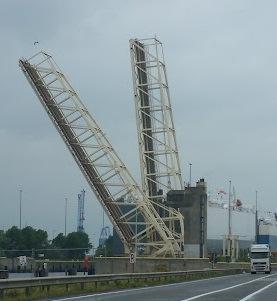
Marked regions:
[207,194,277,252]
[207,196,255,251]
[258,213,277,250]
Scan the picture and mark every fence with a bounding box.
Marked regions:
[0,268,244,299]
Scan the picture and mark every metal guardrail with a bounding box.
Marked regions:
[0,268,244,298]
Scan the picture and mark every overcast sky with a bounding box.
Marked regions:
[1,0,277,245]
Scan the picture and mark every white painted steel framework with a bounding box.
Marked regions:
[19,52,184,257]
[130,38,183,201]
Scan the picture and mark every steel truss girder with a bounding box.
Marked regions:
[19,51,183,257]
[130,38,183,200]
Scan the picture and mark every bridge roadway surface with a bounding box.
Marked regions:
[46,272,277,301]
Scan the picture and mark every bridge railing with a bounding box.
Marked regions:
[0,268,244,298]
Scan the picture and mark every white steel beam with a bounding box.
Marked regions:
[19,51,183,257]
[130,38,183,200]
[130,38,185,255]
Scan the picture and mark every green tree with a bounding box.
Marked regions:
[0,230,7,256]
[50,232,91,259]
[21,226,48,250]
[49,233,66,259]
[95,236,113,257]
[65,232,91,259]
[0,226,92,260]
[52,233,66,248]
[3,226,49,257]
[5,226,23,256]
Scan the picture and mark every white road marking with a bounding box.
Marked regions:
[180,273,275,301]
[239,279,277,300]
[50,272,251,301]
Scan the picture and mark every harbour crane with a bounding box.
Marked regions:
[77,189,85,232]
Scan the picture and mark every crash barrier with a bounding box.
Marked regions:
[0,268,244,299]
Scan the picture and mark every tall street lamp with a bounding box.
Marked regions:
[65,198,68,236]
[189,163,192,186]
[19,189,23,230]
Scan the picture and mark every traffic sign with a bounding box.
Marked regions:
[129,252,136,264]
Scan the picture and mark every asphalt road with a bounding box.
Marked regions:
[48,272,277,301]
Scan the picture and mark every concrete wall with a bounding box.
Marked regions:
[0,257,36,272]
[93,257,210,274]
[36,260,83,273]
[215,262,249,270]
[184,245,201,258]
[34,257,210,274]
[167,179,208,258]
[9,256,277,274]
[34,258,277,274]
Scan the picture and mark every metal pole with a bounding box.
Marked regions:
[228,180,232,236]
[228,180,232,260]
[19,189,22,230]
[189,163,192,186]
[200,194,205,258]
[135,206,138,255]
[255,191,258,243]
[64,198,68,236]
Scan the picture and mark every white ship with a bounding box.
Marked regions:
[207,192,277,251]
[258,213,277,250]
[207,194,256,252]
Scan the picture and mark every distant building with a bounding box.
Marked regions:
[113,179,208,258]
[166,179,207,258]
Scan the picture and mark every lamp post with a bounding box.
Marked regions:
[135,205,138,255]
[64,198,68,236]
[228,180,232,259]
[19,189,23,230]
[255,191,258,243]
[189,163,192,186]
[228,180,232,237]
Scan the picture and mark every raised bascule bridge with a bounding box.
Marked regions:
[19,38,185,258]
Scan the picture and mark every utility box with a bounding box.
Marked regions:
[0,269,9,279]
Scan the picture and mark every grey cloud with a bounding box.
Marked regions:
[1,0,277,243]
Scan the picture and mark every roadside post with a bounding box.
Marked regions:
[129,252,136,273]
